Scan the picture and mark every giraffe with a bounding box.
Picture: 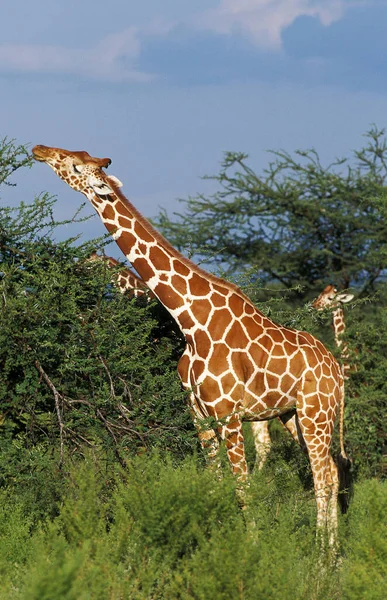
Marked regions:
[312,285,354,380]
[32,145,350,546]
[87,251,153,300]
[91,252,274,471]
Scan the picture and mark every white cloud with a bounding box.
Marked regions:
[196,0,346,49]
[0,28,154,82]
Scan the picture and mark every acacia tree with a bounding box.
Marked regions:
[157,127,387,295]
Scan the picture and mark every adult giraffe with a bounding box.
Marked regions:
[312,285,355,380]
[92,251,272,470]
[32,145,350,545]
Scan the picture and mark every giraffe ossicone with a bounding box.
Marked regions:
[33,145,352,547]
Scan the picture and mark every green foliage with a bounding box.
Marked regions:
[0,140,195,505]
[0,136,385,599]
[0,454,385,599]
[156,126,387,293]
[342,479,387,600]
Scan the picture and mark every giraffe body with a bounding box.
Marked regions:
[32,145,350,545]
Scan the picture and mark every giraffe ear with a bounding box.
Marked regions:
[107,175,123,188]
[336,293,354,304]
[88,175,114,197]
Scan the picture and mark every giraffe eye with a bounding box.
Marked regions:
[73,164,85,174]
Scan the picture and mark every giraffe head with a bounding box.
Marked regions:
[312,284,354,311]
[32,145,123,203]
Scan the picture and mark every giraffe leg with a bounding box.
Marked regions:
[327,455,339,549]
[281,411,339,549]
[188,392,220,469]
[296,399,337,546]
[221,414,248,481]
[251,421,271,470]
[220,413,249,507]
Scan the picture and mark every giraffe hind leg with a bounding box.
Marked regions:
[295,394,338,547]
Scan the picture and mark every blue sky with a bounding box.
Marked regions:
[1,0,387,260]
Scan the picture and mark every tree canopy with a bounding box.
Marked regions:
[156,126,387,295]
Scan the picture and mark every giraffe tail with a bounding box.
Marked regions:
[337,380,353,514]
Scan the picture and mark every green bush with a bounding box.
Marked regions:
[0,452,385,599]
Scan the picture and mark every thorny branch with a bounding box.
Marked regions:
[34,358,65,466]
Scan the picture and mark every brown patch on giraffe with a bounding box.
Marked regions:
[266,373,280,390]
[284,340,297,354]
[171,274,188,295]
[241,316,261,339]
[207,308,232,341]
[194,329,212,357]
[228,294,245,317]
[189,273,211,296]
[245,303,255,315]
[115,203,129,216]
[224,321,249,349]
[259,335,275,353]
[213,284,229,296]
[160,273,168,282]
[280,373,298,395]
[177,353,190,383]
[178,310,196,330]
[231,351,255,381]
[322,362,332,377]
[149,246,171,271]
[315,411,328,424]
[248,343,266,369]
[304,348,320,369]
[220,372,236,394]
[192,359,206,381]
[120,231,136,248]
[134,222,155,243]
[208,344,230,376]
[267,328,285,343]
[283,329,298,345]
[138,242,147,253]
[267,356,288,375]
[289,353,305,377]
[102,206,116,223]
[174,260,190,277]
[248,371,266,397]
[154,282,184,310]
[133,258,155,281]
[335,323,345,334]
[190,299,212,326]
[199,376,221,405]
[118,217,133,229]
[212,292,226,307]
[215,399,236,418]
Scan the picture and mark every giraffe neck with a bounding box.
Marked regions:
[332,307,350,377]
[89,185,252,335]
[332,307,345,348]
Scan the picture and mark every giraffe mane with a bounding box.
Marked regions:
[109,180,255,306]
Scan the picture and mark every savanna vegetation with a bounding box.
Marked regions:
[0,132,386,598]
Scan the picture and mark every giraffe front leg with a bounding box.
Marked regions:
[220,413,249,508]
[188,392,221,472]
